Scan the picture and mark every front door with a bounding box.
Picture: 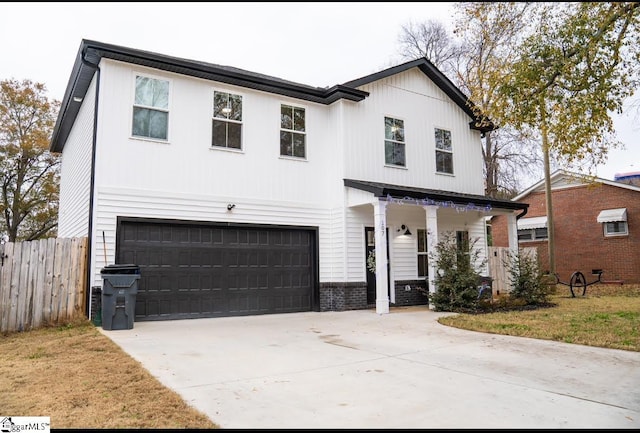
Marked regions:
[365,227,390,305]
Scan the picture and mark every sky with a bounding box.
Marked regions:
[1,2,638,182]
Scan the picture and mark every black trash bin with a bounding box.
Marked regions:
[100,264,140,330]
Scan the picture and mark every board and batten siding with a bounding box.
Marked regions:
[88,186,332,288]
[342,69,484,196]
[56,77,96,238]
[76,58,493,291]
[94,60,336,207]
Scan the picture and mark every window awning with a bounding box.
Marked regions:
[517,216,547,230]
[597,208,627,223]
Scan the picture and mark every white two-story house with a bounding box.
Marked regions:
[50,39,526,321]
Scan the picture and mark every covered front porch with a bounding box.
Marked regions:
[344,179,528,314]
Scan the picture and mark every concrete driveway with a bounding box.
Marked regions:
[101,306,640,429]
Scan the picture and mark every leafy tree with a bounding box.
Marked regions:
[428,232,487,312]
[401,3,639,273]
[396,4,545,197]
[0,79,60,241]
[452,2,548,198]
[497,1,640,273]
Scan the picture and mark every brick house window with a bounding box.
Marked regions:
[517,216,548,242]
[597,208,628,237]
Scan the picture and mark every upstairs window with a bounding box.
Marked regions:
[384,117,405,167]
[212,91,242,149]
[280,104,306,158]
[132,75,169,140]
[435,128,453,174]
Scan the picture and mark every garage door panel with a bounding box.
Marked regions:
[136,294,175,318]
[119,220,314,320]
[121,250,135,264]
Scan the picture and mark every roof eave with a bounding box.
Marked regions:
[343,57,494,133]
[50,40,368,152]
[344,179,529,212]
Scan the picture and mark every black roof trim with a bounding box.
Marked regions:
[50,41,494,153]
[344,179,528,211]
[50,39,370,152]
[343,58,495,133]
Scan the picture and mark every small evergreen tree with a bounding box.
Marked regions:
[505,248,550,305]
[429,232,487,312]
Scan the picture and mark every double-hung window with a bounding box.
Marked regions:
[384,117,405,167]
[132,75,169,140]
[435,128,453,174]
[280,104,306,158]
[212,91,242,149]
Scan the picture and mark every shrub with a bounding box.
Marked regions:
[504,248,551,305]
[428,232,487,312]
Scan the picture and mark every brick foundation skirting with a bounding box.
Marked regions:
[319,280,430,311]
[392,279,429,307]
[319,282,367,312]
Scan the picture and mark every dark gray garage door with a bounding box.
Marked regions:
[116,219,317,320]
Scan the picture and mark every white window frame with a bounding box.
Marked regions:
[435,127,453,175]
[131,73,171,142]
[384,116,406,167]
[597,208,628,237]
[517,227,549,242]
[603,221,628,237]
[212,90,243,151]
[280,103,306,159]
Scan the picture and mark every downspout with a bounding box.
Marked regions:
[81,50,100,318]
[516,206,528,220]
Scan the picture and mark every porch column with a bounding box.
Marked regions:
[373,199,389,314]
[424,205,439,310]
[507,212,519,254]
[506,212,519,291]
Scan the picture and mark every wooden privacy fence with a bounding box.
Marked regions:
[488,246,537,295]
[0,237,88,333]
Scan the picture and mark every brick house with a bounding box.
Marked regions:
[491,169,640,285]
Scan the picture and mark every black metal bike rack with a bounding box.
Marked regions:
[553,270,603,297]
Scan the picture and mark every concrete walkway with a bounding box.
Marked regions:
[101,306,640,429]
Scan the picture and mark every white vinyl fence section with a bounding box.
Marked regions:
[0,237,88,333]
